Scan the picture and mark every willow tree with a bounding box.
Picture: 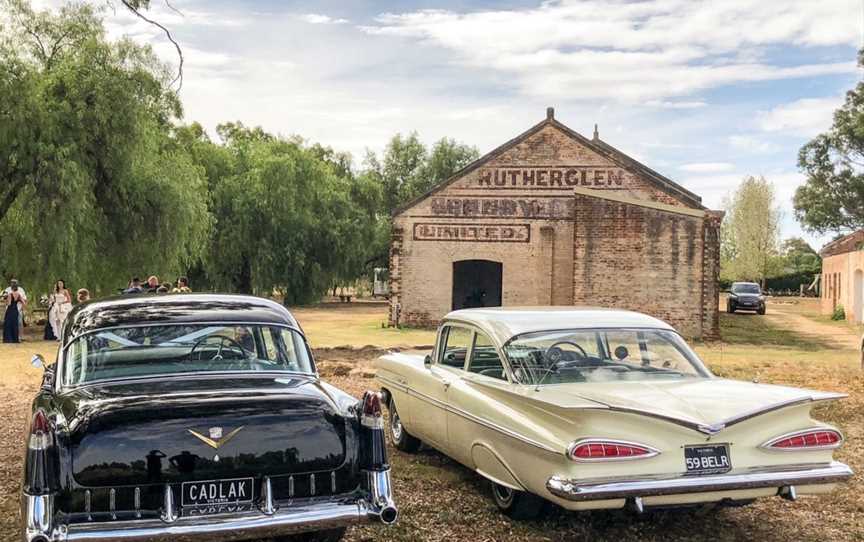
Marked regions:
[0,1,210,294]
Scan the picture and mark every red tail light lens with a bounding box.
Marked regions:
[763,429,843,450]
[567,439,659,461]
[360,391,384,429]
[29,410,52,451]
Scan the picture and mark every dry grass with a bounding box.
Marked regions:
[0,299,861,542]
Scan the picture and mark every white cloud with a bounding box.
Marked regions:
[644,100,707,109]
[678,162,735,173]
[758,96,844,136]
[299,14,349,25]
[361,1,860,102]
[728,135,781,154]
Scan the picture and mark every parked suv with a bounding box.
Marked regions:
[727,282,766,314]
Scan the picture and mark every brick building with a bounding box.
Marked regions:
[388,109,724,338]
[819,230,864,323]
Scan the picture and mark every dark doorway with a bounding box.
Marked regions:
[452,260,503,310]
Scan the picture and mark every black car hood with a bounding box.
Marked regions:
[58,375,354,487]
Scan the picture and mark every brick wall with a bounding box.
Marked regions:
[571,195,706,337]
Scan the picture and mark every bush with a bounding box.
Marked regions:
[831,305,846,321]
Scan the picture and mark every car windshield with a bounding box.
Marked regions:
[503,328,710,385]
[731,283,761,294]
[61,324,313,387]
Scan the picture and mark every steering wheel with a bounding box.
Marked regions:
[188,335,248,363]
[544,340,588,366]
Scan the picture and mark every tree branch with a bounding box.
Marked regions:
[120,0,183,90]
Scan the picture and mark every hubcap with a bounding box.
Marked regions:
[390,409,403,442]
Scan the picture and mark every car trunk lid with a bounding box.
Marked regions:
[62,375,351,487]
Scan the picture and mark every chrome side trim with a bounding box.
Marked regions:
[759,427,845,452]
[566,438,661,462]
[380,374,560,454]
[546,461,853,502]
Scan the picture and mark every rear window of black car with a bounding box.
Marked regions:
[61,324,313,386]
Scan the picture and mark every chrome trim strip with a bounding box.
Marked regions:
[760,427,845,452]
[546,461,853,501]
[566,438,661,462]
[378,375,560,454]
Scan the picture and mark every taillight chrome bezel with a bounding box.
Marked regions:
[760,428,844,452]
[566,438,661,462]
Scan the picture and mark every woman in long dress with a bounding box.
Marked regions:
[3,287,22,343]
[48,279,73,340]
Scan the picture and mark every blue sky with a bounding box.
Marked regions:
[36,0,863,249]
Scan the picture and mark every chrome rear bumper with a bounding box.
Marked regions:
[22,470,396,542]
[547,461,853,502]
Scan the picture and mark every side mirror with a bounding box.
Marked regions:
[424,355,432,366]
[31,354,45,370]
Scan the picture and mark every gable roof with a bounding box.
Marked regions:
[820,230,864,258]
[394,112,706,216]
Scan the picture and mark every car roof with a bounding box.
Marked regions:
[63,294,299,344]
[442,306,676,344]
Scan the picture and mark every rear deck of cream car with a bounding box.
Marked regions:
[375,307,852,513]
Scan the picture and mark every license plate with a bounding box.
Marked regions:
[684,444,731,475]
[181,477,254,506]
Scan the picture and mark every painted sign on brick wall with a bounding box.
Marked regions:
[429,197,573,219]
[413,223,530,242]
[478,167,625,188]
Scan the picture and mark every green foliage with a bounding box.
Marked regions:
[831,305,846,321]
[795,49,864,234]
[779,237,821,275]
[178,122,382,303]
[0,0,210,294]
[720,176,782,283]
[366,133,479,214]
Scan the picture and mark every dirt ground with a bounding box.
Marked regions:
[0,299,861,541]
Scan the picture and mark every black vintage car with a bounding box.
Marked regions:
[726,282,767,314]
[21,294,396,542]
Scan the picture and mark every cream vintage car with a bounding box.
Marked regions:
[375,307,853,518]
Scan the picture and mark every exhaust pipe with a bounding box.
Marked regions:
[378,504,398,525]
[364,469,398,525]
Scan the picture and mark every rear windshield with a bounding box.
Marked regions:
[503,328,710,385]
[62,324,313,387]
[731,283,761,294]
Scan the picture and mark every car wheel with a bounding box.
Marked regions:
[388,398,422,453]
[490,481,544,520]
[757,307,766,315]
[727,303,735,314]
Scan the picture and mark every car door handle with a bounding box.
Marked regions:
[442,381,451,390]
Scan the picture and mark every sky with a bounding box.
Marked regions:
[33,0,864,249]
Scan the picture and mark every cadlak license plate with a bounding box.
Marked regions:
[684,444,731,475]
[181,477,254,506]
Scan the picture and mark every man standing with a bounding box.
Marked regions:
[3,278,27,337]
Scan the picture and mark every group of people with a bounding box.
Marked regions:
[2,273,192,344]
[3,277,92,343]
[123,275,191,295]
